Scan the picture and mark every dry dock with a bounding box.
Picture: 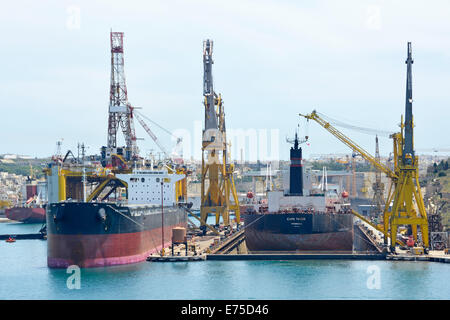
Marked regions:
[207,253,385,261]
[146,223,449,264]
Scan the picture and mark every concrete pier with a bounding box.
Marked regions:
[0,233,46,240]
[207,253,386,261]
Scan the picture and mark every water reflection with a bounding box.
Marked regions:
[1,222,449,299]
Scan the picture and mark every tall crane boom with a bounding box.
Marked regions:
[403,42,414,162]
[299,110,397,180]
[134,113,170,159]
[203,39,218,133]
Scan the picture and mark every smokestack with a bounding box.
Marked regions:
[289,133,303,195]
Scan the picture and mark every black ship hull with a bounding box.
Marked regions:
[243,213,354,252]
[46,202,186,268]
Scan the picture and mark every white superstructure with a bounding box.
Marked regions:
[116,169,185,206]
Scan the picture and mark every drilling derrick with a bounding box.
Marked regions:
[103,31,138,165]
[200,39,240,227]
[370,136,385,217]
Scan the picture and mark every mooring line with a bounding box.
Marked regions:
[107,205,145,228]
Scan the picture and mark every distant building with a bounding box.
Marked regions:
[1,154,33,160]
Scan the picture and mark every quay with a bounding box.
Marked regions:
[0,233,46,240]
[207,253,386,261]
[387,253,450,263]
[147,255,206,262]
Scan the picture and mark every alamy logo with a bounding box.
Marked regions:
[66,6,81,30]
[366,5,382,30]
[66,265,81,289]
[366,265,381,290]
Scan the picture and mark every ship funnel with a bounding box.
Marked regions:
[289,133,303,195]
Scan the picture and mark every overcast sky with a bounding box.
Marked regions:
[1,0,449,160]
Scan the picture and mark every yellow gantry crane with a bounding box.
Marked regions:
[300,42,429,251]
[200,39,240,227]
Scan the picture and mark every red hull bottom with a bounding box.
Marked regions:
[47,224,184,268]
[5,207,45,223]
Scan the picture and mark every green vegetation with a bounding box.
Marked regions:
[0,159,47,179]
[308,160,374,172]
[423,158,450,231]
[428,159,449,174]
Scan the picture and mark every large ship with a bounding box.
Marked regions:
[45,31,190,268]
[242,133,354,252]
[5,180,46,223]
[46,160,187,268]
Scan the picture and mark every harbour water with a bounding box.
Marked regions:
[0,222,449,300]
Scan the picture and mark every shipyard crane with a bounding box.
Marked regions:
[298,111,401,245]
[300,42,429,251]
[134,110,184,160]
[370,136,385,217]
[314,111,394,138]
[350,153,358,198]
[310,113,391,197]
[134,112,170,159]
[200,39,240,227]
[299,111,396,179]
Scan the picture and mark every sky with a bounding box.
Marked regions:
[1,0,450,161]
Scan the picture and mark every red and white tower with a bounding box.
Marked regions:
[105,31,138,162]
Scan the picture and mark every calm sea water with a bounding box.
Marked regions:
[0,222,449,300]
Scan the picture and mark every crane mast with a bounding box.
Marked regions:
[300,42,429,251]
[200,39,240,227]
[203,39,218,131]
[370,136,385,217]
[403,42,414,163]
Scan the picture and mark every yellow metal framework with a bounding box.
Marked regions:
[166,165,188,203]
[201,94,240,226]
[300,110,429,249]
